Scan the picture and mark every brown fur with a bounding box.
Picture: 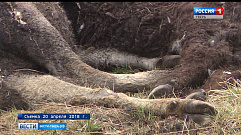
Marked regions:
[156,2,235,91]
[0,3,240,117]
[2,72,216,118]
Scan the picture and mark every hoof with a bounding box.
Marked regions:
[185,100,217,115]
[148,84,172,99]
[161,55,181,69]
[185,89,206,101]
[186,114,212,126]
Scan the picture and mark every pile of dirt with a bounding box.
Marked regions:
[63,2,180,58]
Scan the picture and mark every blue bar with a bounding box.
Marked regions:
[194,7,216,15]
[18,113,90,120]
[38,123,66,130]
[18,113,23,119]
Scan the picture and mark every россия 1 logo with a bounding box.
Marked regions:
[194,7,223,19]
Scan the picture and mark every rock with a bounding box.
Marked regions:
[148,84,173,99]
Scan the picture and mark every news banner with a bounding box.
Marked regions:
[194,7,223,19]
[18,113,90,130]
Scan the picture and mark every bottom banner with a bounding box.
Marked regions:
[18,123,66,130]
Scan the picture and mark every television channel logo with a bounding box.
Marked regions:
[194,7,223,19]
[18,123,67,130]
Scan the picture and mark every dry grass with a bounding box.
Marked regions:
[0,78,241,134]
[206,78,241,134]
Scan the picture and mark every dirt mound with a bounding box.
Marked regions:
[64,2,180,58]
